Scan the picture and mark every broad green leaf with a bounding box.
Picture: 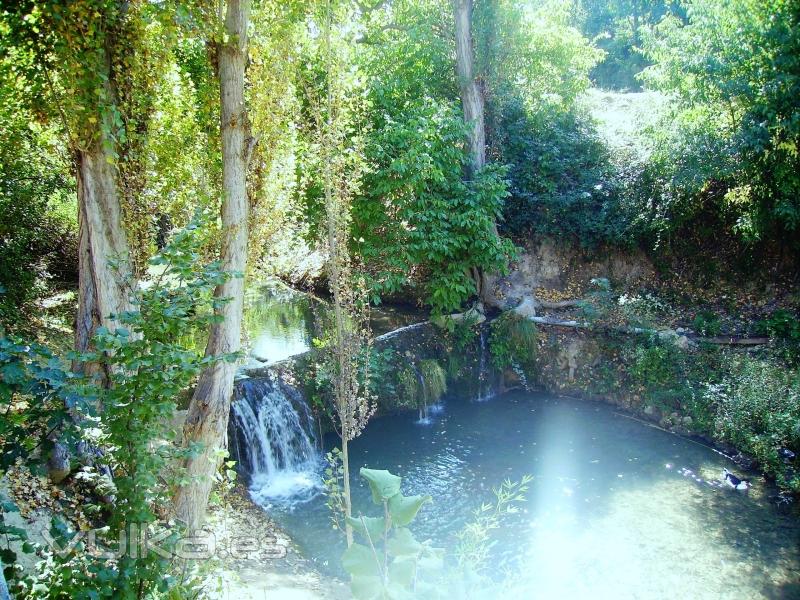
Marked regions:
[347,515,386,543]
[350,575,384,600]
[342,542,380,578]
[387,493,430,527]
[388,555,416,588]
[386,528,422,558]
[361,468,401,504]
[385,580,415,600]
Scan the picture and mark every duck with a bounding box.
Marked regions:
[722,468,751,491]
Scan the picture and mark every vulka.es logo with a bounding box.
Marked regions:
[42,523,287,560]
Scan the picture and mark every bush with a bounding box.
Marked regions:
[692,310,722,337]
[641,0,800,249]
[1,219,229,597]
[497,101,629,246]
[705,355,800,492]
[756,309,800,366]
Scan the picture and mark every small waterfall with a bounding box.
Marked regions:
[229,375,321,506]
[476,328,493,401]
[511,361,532,391]
[415,364,430,424]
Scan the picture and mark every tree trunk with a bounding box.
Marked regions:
[453,0,485,176]
[75,142,135,362]
[453,0,497,302]
[173,0,252,532]
[342,438,353,547]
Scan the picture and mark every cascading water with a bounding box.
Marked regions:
[476,328,493,401]
[229,375,322,507]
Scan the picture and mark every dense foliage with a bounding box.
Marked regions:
[1,222,232,596]
[639,0,800,249]
[576,0,680,90]
[0,68,75,329]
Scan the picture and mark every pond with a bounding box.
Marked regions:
[236,285,800,598]
[254,391,800,599]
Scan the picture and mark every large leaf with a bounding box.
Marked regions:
[347,515,387,543]
[385,580,416,600]
[386,527,422,558]
[387,493,431,527]
[342,543,381,578]
[361,468,401,504]
[350,575,384,600]
[388,555,417,588]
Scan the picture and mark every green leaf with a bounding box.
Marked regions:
[347,515,386,543]
[388,555,416,588]
[350,575,384,600]
[386,528,422,558]
[342,542,380,578]
[360,468,401,504]
[387,493,430,527]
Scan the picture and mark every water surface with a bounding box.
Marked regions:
[258,392,800,599]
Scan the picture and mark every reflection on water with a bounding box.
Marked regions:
[243,281,421,364]
[259,392,800,599]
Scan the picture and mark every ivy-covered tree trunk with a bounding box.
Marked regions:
[174,0,252,531]
[50,38,135,482]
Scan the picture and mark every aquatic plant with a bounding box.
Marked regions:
[488,312,538,375]
[419,359,447,405]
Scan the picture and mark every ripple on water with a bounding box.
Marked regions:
[256,391,800,599]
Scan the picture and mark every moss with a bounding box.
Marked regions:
[419,359,447,405]
[489,312,538,375]
[397,359,447,409]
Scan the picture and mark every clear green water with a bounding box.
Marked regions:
[261,392,800,599]
[243,281,420,364]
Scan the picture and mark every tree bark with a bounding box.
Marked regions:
[453,0,498,302]
[173,0,252,531]
[75,142,135,362]
[453,0,485,176]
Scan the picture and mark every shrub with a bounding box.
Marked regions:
[692,310,722,337]
[756,309,800,366]
[1,218,230,597]
[497,101,630,246]
[705,355,800,492]
[627,339,682,391]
